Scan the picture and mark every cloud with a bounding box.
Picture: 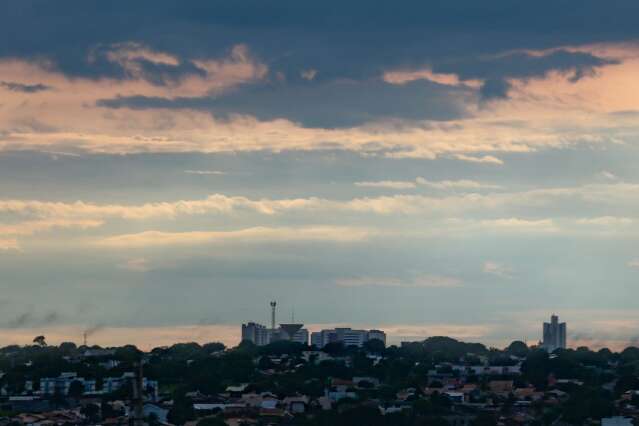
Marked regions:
[0,219,104,236]
[0,81,50,93]
[0,194,325,219]
[479,78,511,101]
[0,219,104,252]
[576,216,633,226]
[184,170,226,175]
[483,261,514,278]
[355,180,417,189]
[383,68,482,88]
[1,0,639,351]
[355,178,501,191]
[96,77,470,128]
[118,258,150,272]
[384,49,617,106]
[628,259,639,269]
[0,239,20,251]
[415,178,501,190]
[97,226,374,248]
[400,218,560,238]
[90,42,267,93]
[2,183,638,222]
[0,43,637,159]
[598,170,618,181]
[453,154,504,165]
[336,274,462,288]
[1,1,630,86]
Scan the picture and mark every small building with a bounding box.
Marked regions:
[283,396,308,414]
[40,372,96,395]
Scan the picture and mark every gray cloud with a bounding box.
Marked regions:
[0,81,51,93]
[97,78,471,127]
[0,2,622,127]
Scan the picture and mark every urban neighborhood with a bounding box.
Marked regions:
[0,312,638,426]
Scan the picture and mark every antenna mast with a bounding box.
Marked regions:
[270,301,277,330]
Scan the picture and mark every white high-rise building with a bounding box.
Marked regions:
[242,322,270,346]
[290,328,309,345]
[542,314,567,352]
[310,328,386,348]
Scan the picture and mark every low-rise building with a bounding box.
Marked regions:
[40,372,96,395]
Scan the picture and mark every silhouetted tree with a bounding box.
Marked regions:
[68,380,85,398]
[33,336,47,347]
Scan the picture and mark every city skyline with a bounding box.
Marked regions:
[1,1,639,351]
[0,309,607,351]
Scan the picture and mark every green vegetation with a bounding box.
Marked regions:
[0,336,637,425]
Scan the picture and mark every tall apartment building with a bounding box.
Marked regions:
[289,328,309,345]
[542,314,567,352]
[242,322,270,346]
[310,328,386,348]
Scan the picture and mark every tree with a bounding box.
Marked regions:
[33,336,47,347]
[505,341,529,358]
[68,380,85,398]
[59,342,78,356]
[196,416,226,426]
[147,412,160,426]
[80,403,100,423]
[322,342,346,356]
[202,342,226,354]
[363,339,386,355]
[114,345,141,363]
[167,394,195,426]
[101,401,122,419]
[472,412,497,426]
[358,380,375,389]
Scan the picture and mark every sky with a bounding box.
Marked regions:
[1,0,639,350]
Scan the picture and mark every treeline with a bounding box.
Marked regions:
[2,337,639,401]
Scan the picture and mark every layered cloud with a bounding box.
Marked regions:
[1,181,638,253]
[1,1,638,348]
[1,182,638,223]
[0,239,20,252]
[355,178,501,191]
[335,274,462,289]
[483,261,514,279]
[0,219,104,236]
[1,39,639,161]
[97,226,374,248]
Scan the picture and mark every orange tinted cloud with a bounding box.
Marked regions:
[0,42,638,161]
